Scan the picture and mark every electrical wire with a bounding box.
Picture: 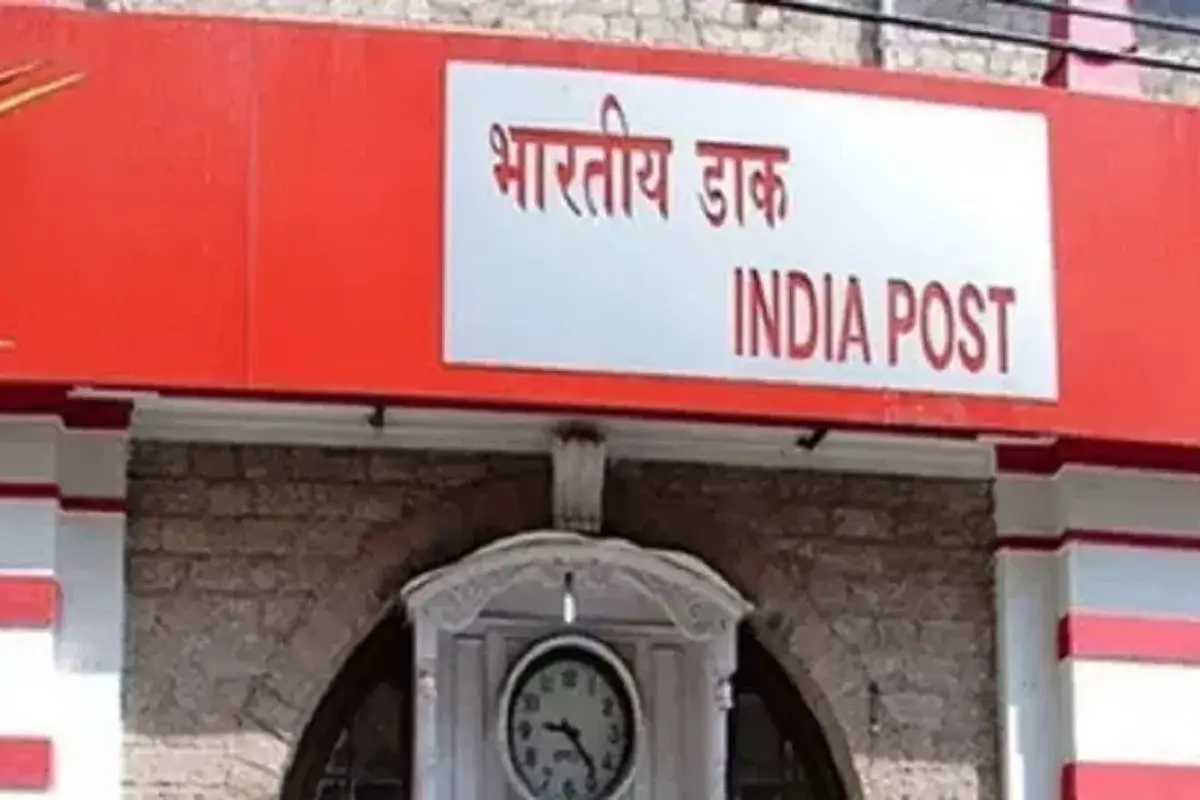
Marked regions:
[987,0,1200,39]
[746,0,1200,74]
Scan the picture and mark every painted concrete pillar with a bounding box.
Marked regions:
[0,396,129,800]
[994,446,1061,800]
[995,441,1200,800]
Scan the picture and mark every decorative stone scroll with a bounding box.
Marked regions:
[399,530,754,800]
[400,531,752,639]
[551,428,607,533]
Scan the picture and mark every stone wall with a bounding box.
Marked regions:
[123,442,998,800]
[73,0,1200,103]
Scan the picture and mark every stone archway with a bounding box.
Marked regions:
[275,605,855,800]
[733,623,851,800]
[261,471,554,789]
[258,474,867,800]
[276,609,414,800]
[273,522,862,800]
[126,444,995,800]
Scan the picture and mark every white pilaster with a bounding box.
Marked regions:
[994,467,1061,800]
[55,419,129,800]
[0,403,129,800]
[0,415,62,799]
[997,444,1200,800]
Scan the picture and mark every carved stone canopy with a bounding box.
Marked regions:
[400,530,753,641]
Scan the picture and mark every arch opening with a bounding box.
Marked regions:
[279,617,850,800]
[279,611,414,800]
[728,625,849,800]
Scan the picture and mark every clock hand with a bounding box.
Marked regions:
[544,719,583,738]
[558,720,598,782]
[542,719,598,781]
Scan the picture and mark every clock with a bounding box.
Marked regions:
[498,633,641,800]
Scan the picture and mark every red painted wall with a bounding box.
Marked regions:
[2,7,1199,444]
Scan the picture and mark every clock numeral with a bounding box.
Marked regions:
[601,697,615,718]
[539,673,554,692]
[602,753,614,771]
[533,767,552,794]
[562,667,578,689]
[607,723,620,745]
[521,693,540,713]
[518,720,533,741]
[563,779,577,798]
[524,747,537,768]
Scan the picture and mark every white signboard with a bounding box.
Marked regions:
[444,62,1058,400]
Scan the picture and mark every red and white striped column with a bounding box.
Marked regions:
[994,440,1061,800]
[0,393,129,800]
[995,440,1200,800]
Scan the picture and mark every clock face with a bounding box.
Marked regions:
[502,640,637,800]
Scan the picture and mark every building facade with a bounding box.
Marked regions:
[2,3,1200,800]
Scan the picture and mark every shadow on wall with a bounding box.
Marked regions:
[121,443,999,800]
[885,0,1200,100]
[1143,0,1200,16]
[1138,0,1200,92]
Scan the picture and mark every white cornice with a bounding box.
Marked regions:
[995,465,1200,540]
[129,396,997,480]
